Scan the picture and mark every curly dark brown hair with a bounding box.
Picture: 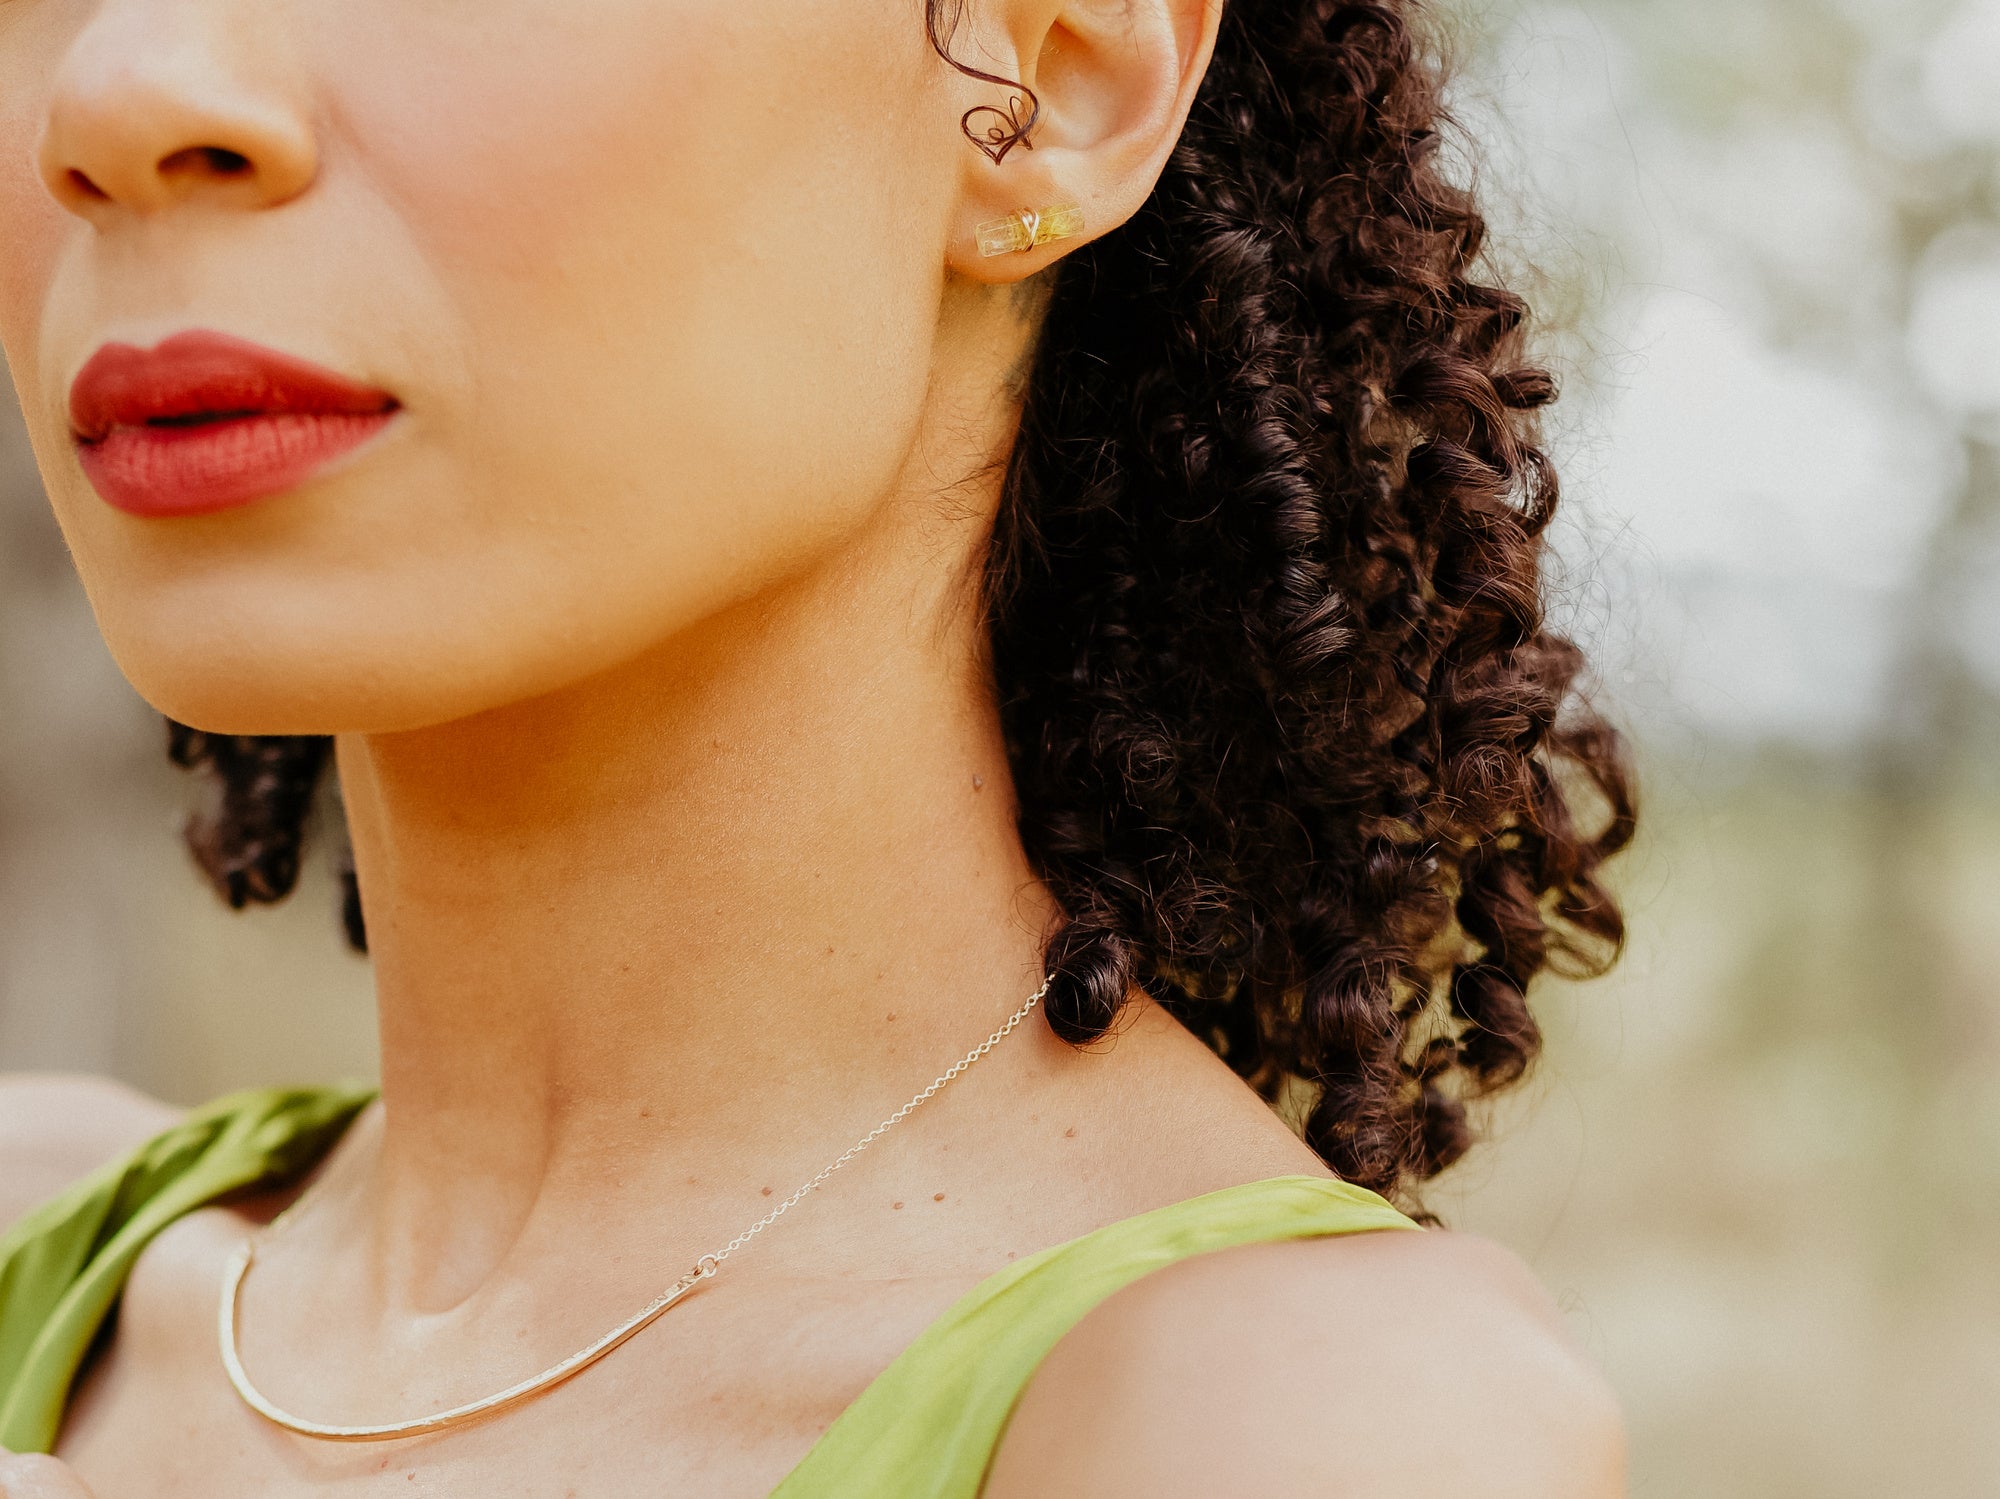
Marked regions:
[167,0,1633,1205]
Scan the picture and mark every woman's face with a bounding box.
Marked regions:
[0,0,999,733]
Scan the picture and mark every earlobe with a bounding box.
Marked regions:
[940,0,1224,281]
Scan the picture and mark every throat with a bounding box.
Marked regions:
[328,578,1060,1308]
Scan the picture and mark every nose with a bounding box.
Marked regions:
[36,2,317,220]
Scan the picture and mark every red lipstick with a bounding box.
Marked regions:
[69,330,399,518]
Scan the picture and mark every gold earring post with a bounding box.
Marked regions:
[976,203,1085,258]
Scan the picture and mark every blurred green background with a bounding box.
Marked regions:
[4,0,1997,1492]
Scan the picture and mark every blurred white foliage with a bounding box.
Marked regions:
[1595,292,1956,741]
[1455,0,1994,751]
[1907,229,2000,414]
[1922,0,2000,138]
[1952,522,2000,690]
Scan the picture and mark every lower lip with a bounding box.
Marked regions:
[76,409,397,519]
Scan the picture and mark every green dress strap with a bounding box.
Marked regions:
[0,1082,376,1454]
[770,1173,1420,1497]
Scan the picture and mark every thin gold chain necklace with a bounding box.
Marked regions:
[219,979,1048,1443]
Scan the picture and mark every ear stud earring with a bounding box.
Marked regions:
[976,203,1085,258]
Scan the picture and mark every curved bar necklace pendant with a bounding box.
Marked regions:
[219,1247,712,1442]
[218,980,1048,1443]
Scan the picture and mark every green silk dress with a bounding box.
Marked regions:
[0,1085,1419,1493]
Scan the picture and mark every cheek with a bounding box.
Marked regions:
[232,0,959,721]
[0,149,60,370]
[0,20,77,436]
[329,0,948,557]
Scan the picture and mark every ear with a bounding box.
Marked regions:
[939,0,1225,283]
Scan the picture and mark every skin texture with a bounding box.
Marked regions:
[0,1455,93,1499]
[0,0,1625,1494]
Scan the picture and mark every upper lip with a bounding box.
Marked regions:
[69,329,398,444]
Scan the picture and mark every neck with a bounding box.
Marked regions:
[332,483,1058,1302]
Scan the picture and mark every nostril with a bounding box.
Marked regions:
[65,167,110,202]
[161,145,253,178]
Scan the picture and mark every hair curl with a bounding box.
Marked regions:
[167,0,1633,1205]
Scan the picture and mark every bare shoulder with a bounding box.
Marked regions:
[984,1224,1625,1499]
[0,1073,180,1231]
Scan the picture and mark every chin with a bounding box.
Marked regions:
[100,583,689,739]
[126,672,442,741]
[104,625,510,739]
